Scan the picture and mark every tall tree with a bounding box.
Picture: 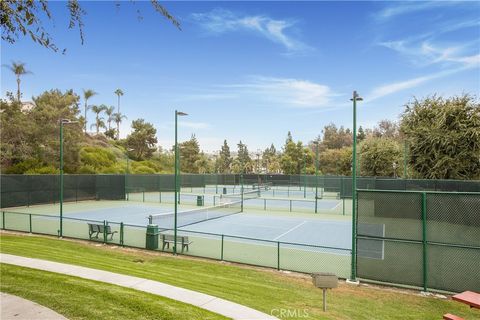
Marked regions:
[400,95,480,179]
[357,126,366,142]
[218,140,232,173]
[359,138,402,177]
[3,61,32,101]
[112,112,127,139]
[179,135,201,173]
[125,119,158,160]
[1,1,180,53]
[105,106,115,130]
[321,123,352,149]
[82,89,97,134]
[90,104,107,135]
[114,88,124,139]
[236,141,252,173]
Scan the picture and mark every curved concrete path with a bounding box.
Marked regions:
[1,254,277,320]
[1,292,68,320]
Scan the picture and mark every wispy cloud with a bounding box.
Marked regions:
[375,1,457,21]
[365,66,472,102]
[190,8,312,54]
[224,76,336,108]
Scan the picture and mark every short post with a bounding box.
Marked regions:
[29,214,32,233]
[277,241,280,270]
[311,273,338,312]
[120,222,124,246]
[221,234,224,261]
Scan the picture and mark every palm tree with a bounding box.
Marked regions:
[114,89,124,139]
[3,61,32,102]
[105,106,115,130]
[113,112,127,139]
[82,89,97,134]
[90,104,107,135]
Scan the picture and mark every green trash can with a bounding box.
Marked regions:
[223,187,227,194]
[146,224,159,250]
[197,195,204,206]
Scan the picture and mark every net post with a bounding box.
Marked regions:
[143,191,145,202]
[343,198,345,215]
[422,192,428,292]
[29,214,32,233]
[264,199,266,211]
[277,241,280,270]
[221,234,224,261]
[120,222,124,246]
[289,200,292,212]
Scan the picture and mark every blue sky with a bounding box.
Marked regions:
[2,1,479,153]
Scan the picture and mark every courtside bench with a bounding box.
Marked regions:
[161,234,192,252]
[88,223,117,241]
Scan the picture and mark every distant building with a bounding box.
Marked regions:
[21,101,36,112]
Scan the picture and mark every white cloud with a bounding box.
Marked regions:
[224,76,336,108]
[375,2,457,21]
[190,8,312,54]
[365,66,471,102]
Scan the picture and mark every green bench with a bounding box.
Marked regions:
[161,234,192,252]
[88,223,117,241]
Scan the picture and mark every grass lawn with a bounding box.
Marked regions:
[1,264,225,320]
[1,232,478,320]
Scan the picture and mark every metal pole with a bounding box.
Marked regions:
[315,143,319,213]
[174,110,179,255]
[59,121,64,237]
[350,90,362,282]
[303,151,306,198]
[422,192,427,292]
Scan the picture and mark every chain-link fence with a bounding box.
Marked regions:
[1,174,125,208]
[356,190,480,293]
[0,210,351,278]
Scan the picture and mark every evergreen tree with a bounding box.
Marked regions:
[179,135,200,173]
[218,139,232,173]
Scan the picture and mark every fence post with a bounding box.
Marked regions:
[29,214,32,233]
[103,220,107,244]
[120,222,124,246]
[422,192,428,292]
[277,242,280,270]
[221,234,224,261]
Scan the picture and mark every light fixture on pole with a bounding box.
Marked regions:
[59,119,78,238]
[174,110,188,255]
[349,91,363,283]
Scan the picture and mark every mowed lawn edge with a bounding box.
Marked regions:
[0,232,477,320]
[0,263,226,320]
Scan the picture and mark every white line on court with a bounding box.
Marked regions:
[273,221,307,241]
[332,200,342,210]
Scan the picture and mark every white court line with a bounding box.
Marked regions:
[332,201,342,210]
[273,221,307,241]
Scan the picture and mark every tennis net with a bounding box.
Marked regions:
[148,199,242,229]
[219,189,260,203]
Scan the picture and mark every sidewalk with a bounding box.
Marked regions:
[0,253,277,320]
[1,292,68,320]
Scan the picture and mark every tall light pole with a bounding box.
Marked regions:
[313,141,319,213]
[59,119,78,237]
[174,110,188,255]
[350,91,363,282]
[303,150,307,198]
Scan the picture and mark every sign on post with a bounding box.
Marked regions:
[312,272,338,311]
